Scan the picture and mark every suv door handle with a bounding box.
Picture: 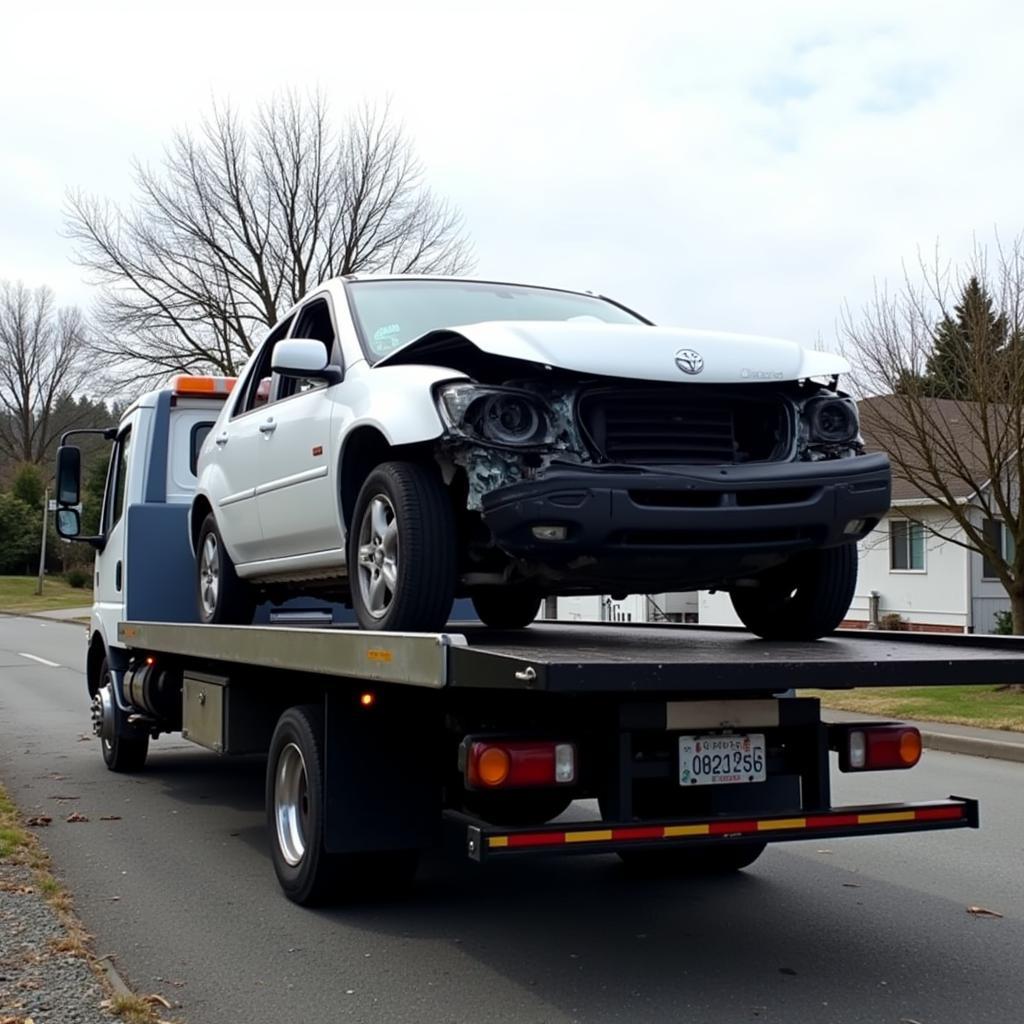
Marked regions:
[215,432,229,446]
[259,419,277,435]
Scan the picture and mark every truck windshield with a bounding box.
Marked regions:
[347,279,648,363]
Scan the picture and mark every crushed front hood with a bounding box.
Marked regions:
[373,321,848,383]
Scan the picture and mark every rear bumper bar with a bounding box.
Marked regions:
[446,797,978,863]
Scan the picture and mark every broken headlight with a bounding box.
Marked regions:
[805,396,859,444]
[436,383,555,447]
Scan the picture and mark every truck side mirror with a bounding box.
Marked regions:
[56,508,81,539]
[56,445,82,506]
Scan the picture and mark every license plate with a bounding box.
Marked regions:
[678,733,766,786]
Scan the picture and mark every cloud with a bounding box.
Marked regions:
[2,0,1023,355]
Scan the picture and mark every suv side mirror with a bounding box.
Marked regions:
[272,338,343,385]
[56,445,81,506]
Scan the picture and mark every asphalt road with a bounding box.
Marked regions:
[1,615,1021,1024]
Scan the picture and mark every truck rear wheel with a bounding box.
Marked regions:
[730,543,857,641]
[196,513,254,625]
[348,462,456,632]
[93,659,149,773]
[470,586,541,629]
[617,842,766,875]
[266,704,418,906]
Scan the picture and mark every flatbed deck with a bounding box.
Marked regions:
[119,620,1024,692]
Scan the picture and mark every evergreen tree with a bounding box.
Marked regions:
[11,463,44,509]
[923,276,1008,399]
[0,492,38,573]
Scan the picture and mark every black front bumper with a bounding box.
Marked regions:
[481,453,890,583]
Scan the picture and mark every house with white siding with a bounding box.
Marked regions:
[702,396,1016,634]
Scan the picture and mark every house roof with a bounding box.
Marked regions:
[858,395,992,503]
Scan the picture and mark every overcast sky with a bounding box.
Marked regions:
[2,0,1022,352]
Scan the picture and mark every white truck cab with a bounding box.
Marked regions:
[55,376,231,741]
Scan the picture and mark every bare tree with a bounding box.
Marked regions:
[843,234,1024,634]
[65,94,474,383]
[0,282,92,466]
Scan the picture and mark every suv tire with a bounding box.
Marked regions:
[348,461,456,632]
[196,513,254,625]
[730,543,858,641]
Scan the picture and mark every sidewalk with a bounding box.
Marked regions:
[821,708,1024,764]
[0,606,91,621]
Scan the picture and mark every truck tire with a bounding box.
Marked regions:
[470,587,541,629]
[266,704,418,906]
[617,842,766,875]
[729,543,858,641]
[196,513,254,625]
[94,659,149,773]
[348,462,456,632]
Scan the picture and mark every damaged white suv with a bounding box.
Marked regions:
[191,276,890,638]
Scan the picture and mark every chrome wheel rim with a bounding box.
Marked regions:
[199,533,220,617]
[356,495,399,619]
[92,678,116,755]
[274,742,309,867]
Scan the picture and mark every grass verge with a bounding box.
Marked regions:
[803,685,1024,732]
[0,781,171,1023]
[0,575,93,614]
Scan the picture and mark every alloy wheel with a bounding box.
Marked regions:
[356,495,399,618]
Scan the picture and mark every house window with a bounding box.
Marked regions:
[982,519,1015,580]
[890,519,925,571]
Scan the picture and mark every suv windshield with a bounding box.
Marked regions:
[348,279,647,362]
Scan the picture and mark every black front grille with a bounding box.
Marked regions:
[578,387,789,464]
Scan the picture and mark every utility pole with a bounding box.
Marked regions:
[36,488,48,596]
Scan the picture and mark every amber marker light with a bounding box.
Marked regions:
[359,691,376,708]
[477,747,512,787]
[899,729,923,766]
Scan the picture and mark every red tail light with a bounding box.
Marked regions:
[463,740,576,790]
[837,725,922,772]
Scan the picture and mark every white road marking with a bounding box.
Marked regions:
[17,652,61,668]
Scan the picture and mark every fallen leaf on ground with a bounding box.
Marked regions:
[99,815,122,821]
[967,905,1003,918]
[899,1018,925,1023]
[778,967,797,976]
[78,734,92,741]
[65,812,89,823]
[842,882,862,888]
[25,816,52,827]
[144,994,173,1009]
[816,849,832,854]
[49,795,80,801]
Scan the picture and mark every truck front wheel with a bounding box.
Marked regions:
[93,659,149,773]
[729,543,858,641]
[266,705,418,906]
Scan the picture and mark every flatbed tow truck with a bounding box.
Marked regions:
[53,376,1019,906]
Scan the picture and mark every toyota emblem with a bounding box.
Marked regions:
[675,349,704,375]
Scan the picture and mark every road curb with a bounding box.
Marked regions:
[919,729,1024,764]
[93,953,134,998]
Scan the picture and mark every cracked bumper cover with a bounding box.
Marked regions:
[480,453,891,562]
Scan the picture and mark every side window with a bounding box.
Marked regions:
[233,313,295,417]
[190,422,215,475]
[104,428,132,532]
[282,298,338,398]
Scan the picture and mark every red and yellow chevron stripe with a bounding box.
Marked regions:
[486,802,968,850]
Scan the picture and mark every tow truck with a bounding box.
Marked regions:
[52,375,1018,905]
